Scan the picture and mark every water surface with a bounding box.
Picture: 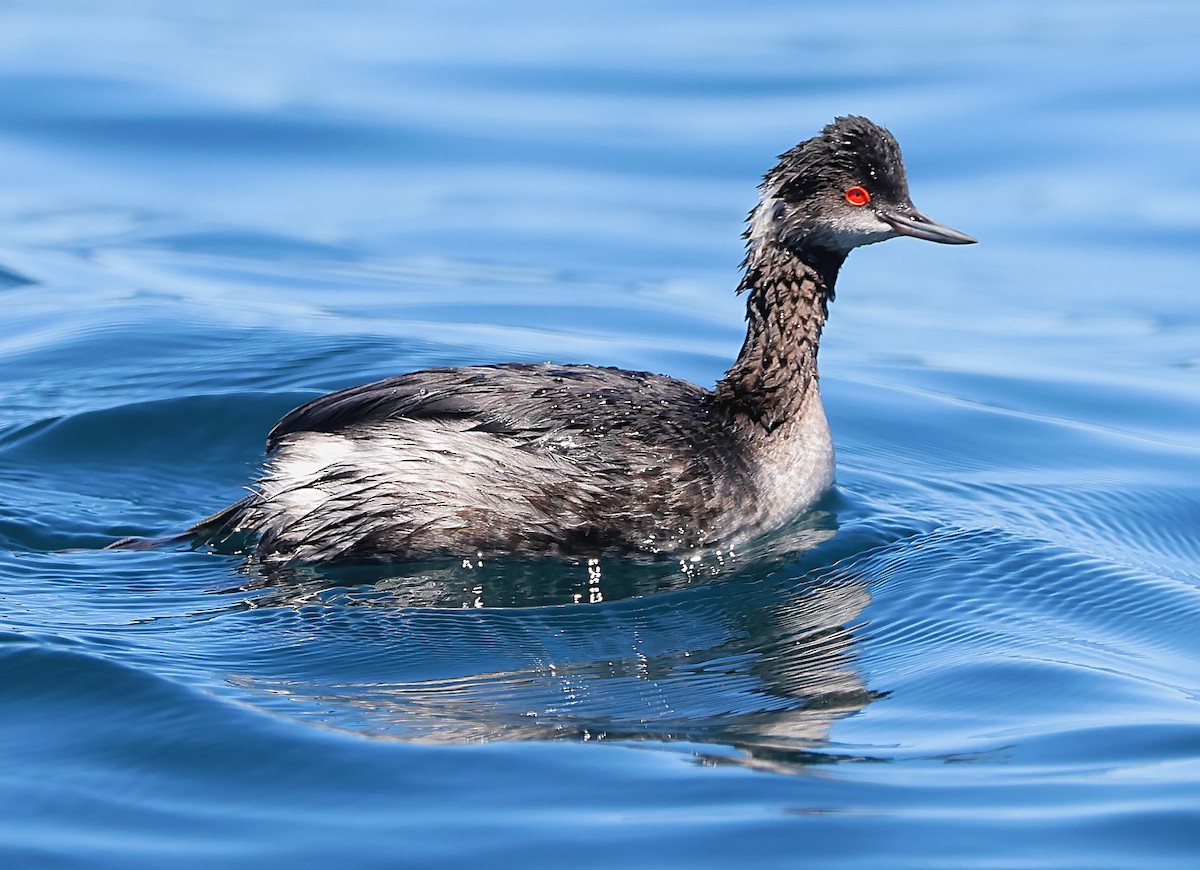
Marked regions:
[2,1,1199,866]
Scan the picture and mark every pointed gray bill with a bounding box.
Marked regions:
[879,205,977,245]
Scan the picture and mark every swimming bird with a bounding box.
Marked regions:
[117,115,974,563]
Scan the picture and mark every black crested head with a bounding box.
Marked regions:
[742,115,975,279]
[723,117,975,432]
[774,115,908,206]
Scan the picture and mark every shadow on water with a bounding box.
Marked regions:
[205,500,892,770]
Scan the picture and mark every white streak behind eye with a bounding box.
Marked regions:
[745,178,785,252]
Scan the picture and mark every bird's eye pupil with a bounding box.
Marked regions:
[845,186,871,206]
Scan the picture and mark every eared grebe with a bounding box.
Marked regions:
[116,115,974,563]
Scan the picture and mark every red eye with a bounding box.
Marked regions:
[845,186,871,206]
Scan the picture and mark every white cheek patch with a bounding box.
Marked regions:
[747,185,896,258]
[822,208,895,250]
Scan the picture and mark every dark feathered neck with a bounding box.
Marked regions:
[715,244,844,432]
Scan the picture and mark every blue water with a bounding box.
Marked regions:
[3,1,1200,866]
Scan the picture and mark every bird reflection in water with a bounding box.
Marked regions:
[220,509,884,772]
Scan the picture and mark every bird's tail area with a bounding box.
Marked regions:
[105,495,257,554]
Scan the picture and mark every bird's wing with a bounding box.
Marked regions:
[265,363,703,452]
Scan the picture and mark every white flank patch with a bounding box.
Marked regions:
[262,433,357,512]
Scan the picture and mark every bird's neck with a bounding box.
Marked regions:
[715,243,844,432]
